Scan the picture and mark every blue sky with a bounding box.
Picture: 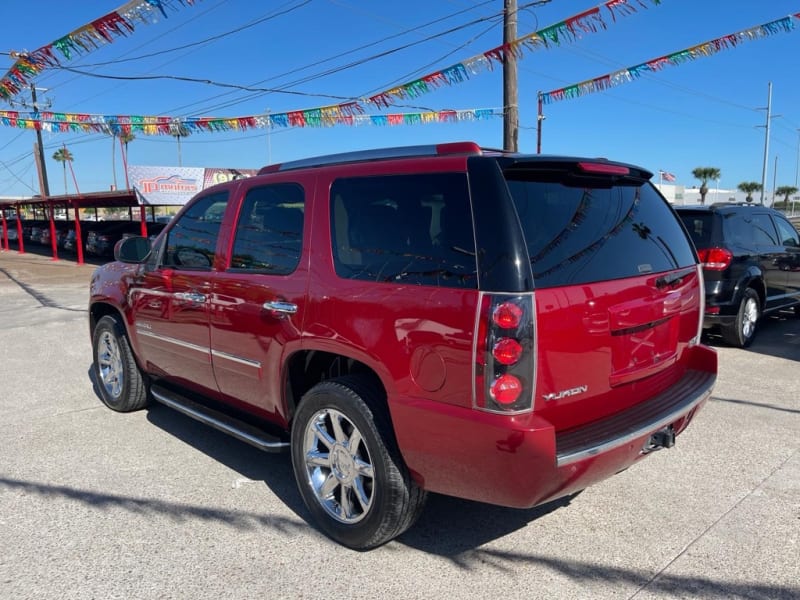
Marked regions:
[1,0,799,197]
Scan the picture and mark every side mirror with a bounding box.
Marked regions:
[114,235,151,263]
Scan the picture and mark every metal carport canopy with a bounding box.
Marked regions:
[0,190,141,264]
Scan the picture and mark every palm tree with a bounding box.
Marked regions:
[737,181,762,203]
[110,134,118,190]
[169,122,190,166]
[120,132,135,161]
[120,132,136,190]
[691,167,721,205]
[774,185,798,208]
[52,146,74,195]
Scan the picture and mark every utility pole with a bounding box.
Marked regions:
[758,82,772,205]
[772,155,778,207]
[31,84,50,197]
[795,129,799,188]
[503,0,518,152]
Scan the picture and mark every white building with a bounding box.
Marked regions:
[655,184,769,206]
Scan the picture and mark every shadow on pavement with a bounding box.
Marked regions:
[703,310,800,362]
[0,473,797,598]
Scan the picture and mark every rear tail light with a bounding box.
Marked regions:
[475,293,536,414]
[577,162,630,175]
[493,337,523,365]
[696,247,732,270]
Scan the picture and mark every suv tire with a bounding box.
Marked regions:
[721,288,760,348]
[92,315,149,412]
[291,376,427,550]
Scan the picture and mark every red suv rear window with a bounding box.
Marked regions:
[505,175,696,287]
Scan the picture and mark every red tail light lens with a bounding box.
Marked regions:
[492,302,523,329]
[493,337,522,365]
[475,293,536,414]
[697,247,732,270]
[577,162,629,175]
[490,374,522,404]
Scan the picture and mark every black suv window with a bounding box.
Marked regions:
[506,177,695,287]
[774,216,799,247]
[230,183,304,274]
[679,213,713,248]
[163,191,228,269]
[723,212,779,246]
[330,173,477,288]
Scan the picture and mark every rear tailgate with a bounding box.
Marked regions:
[534,266,701,429]
[502,158,705,431]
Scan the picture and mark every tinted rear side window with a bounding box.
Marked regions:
[722,212,779,247]
[506,177,695,287]
[330,173,477,288]
[678,212,713,249]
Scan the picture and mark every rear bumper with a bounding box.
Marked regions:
[390,345,717,509]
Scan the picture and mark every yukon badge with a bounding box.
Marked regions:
[543,385,588,402]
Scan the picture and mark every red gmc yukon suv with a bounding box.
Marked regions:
[89,142,717,549]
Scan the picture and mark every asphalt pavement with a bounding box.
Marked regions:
[1,250,798,600]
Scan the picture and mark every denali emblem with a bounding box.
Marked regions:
[543,385,588,402]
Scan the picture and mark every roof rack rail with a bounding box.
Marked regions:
[258,141,483,174]
[709,201,760,207]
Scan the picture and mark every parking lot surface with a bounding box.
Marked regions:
[1,250,798,600]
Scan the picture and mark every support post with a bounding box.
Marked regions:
[503,0,518,152]
[536,93,544,154]
[73,203,84,265]
[31,85,50,197]
[140,204,147,237]
[759,82,772,205]
[16,206,25,254]
[48,201,58,261]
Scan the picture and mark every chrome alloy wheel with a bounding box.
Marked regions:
[97,330,124,399]
[742,296,758,340]
[301,408,375,524]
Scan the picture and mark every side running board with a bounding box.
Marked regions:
[150,384,289,452]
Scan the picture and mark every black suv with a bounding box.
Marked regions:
[676,203,800,347]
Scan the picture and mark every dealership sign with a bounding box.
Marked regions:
[128,166,256,206]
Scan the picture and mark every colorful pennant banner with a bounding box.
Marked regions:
[540,13,800,104]
[0,107,501,135]
[0,0,200,101]
[2,0,661,126]
[364,0,663,109]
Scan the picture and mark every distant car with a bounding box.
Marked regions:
[86,222,142,257]
[676,202,800,347]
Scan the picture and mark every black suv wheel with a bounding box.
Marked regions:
[721,288,760,348]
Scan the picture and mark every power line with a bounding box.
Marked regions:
[58,0,314,70]
[161,1,511,116]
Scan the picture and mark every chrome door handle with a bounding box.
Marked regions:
[174,292,207,303]
[262,301,297,314]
